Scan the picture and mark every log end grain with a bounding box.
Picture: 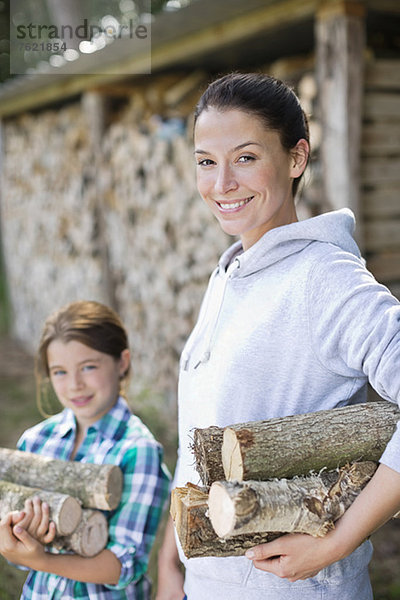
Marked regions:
[79,511,108,557]
[68,510,109,557]
[208,481,236,538]
[222,428,244,481]
[57,495,82,536]
[102,465,123,511]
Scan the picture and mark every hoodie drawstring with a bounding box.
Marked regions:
[192,257,240,369]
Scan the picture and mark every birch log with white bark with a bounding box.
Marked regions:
[171,483,279,558]
[54,509,109,557]
[208,462,377,538]
[0,480,82,536]
[221,402,400,482]
[0,448,123,510]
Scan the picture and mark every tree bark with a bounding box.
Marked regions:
[221,401,400,481]
[54,509,109,557]
[208,462,377,539]
[0,448,123,510]
[170,483,279,558]
[0,480,82,536]
[191,426,225,487]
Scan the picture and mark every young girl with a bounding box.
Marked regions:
[156,73,400,600]
[0,300,170,599]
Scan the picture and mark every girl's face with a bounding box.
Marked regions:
[47,339,130,431]
[194,108,309,250]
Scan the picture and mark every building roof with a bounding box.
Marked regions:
[0,0,318,116]
[0,0,398,117]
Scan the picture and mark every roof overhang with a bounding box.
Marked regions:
[0,0,318,117]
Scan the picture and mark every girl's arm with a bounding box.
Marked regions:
[245,462,400,581]
[0,515,121,585]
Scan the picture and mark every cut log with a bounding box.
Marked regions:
[191,426,225,486]
[208,462,377,539]
[0,448,123,510]
[0,480,82,536]
[170,483,279,558]
[221,402,400,482]
[54,509,108,557]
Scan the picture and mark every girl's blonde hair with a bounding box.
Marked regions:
[36,300,130,415]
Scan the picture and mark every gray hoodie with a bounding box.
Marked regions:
[175,208,400,599]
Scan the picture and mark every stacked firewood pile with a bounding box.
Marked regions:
[1,62,319,403]
[0,448,123,557]
[171,401,400,558]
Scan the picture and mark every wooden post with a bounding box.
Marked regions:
[316,0,366,247]
[81,91,117,310]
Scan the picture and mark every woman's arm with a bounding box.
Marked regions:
[0,515,121,585]
[245,462,400,581]
[156,515,185,600]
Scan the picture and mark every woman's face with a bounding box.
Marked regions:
[194,108,308,250]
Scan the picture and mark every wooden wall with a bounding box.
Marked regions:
[362,58,400,299]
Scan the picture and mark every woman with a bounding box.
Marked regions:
[156,72,400,599]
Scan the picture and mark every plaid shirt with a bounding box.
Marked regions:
[16,396,170,600]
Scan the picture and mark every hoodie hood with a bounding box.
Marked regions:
[219,208,361,277]
[181,209,362,371]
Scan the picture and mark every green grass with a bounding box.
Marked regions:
[0,560,28,600]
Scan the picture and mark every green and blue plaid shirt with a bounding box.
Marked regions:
[17,396,170,600]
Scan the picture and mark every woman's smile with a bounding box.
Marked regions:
[216,196,254,211]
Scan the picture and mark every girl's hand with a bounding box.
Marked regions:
[0,510,26,556]
[18,497,56,545]
[245,532,341,582]
[0,512,48,570]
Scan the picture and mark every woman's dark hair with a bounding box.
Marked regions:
[194,72,310,195]
[37,300,130,379]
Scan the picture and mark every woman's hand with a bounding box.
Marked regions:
[245,531,341,582]
[245,463,400,583]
